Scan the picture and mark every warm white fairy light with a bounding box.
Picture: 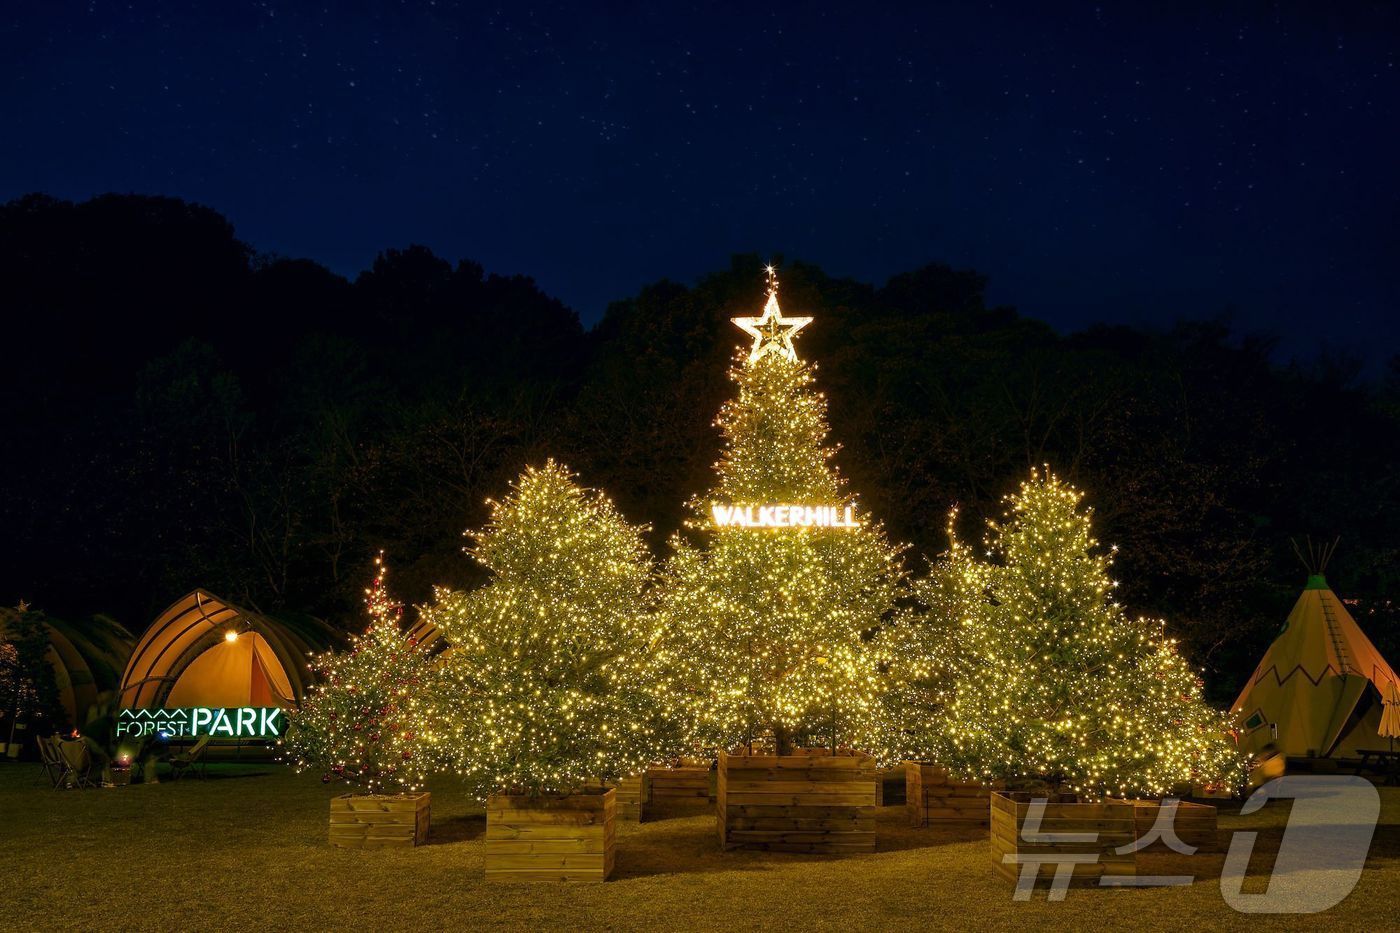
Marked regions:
[731,267,813,363]
[281,553,450,794]
[888,469,1244,798]
[420,460,678,797]
[658,271,903,757]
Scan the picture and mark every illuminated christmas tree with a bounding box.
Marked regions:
[282,554,447,794]
[915,469,1241,798]
[658,269,903,756]
[422,460,675,796]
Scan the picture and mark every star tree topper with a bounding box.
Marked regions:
[733,266,812,363]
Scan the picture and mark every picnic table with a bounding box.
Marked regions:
[1355,748,1400,785]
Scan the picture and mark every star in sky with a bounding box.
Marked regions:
[732,269,812,362]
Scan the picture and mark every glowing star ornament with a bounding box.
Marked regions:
[732,267,812,363]
[656,270,905,761]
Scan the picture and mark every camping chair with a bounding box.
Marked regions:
[168,735,212,781]
[37,735,68,788]
[56,737,96,789]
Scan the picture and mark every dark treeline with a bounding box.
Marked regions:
[2,193,1397,701]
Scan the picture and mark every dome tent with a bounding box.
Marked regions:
[0,605,135,734]
[119,590,339,719]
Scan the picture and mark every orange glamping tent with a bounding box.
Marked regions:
[119,590,338,714]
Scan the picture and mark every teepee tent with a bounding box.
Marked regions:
[1231,569,1399,762]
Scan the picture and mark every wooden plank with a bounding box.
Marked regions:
[485,791,615,882]
[725,804,878,819]
[718,750,880,855]
[723,767,868,782]
[905,762,996,827]
[355,829,414,846]
[488,792,614,810]
[328,792,430,848]
[486,839,607,855]
[721,755,868,770]
[723,779,875,794]
[989,792,1139,887]
[333,794,429,812]
[485,807,603,824]
[925,785,990,798]
[486,822,606,840]
[721,792,874,807]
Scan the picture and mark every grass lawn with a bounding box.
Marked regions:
[6,762,1398,931]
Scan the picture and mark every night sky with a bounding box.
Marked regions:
[4,2,1398,364]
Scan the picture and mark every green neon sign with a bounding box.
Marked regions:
[117,707,285,739]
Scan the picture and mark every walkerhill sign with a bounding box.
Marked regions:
[710,504,859,529]
[117,707,285,739]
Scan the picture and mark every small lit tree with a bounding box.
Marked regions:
[912,469,1241,798]
[0,602,67,737]
[282,554,448,794]
[422,460,675,797]
[657,272,903,757]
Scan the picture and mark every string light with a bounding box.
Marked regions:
[731,266,813,363]
[281,552,450,794]
[885,469,1243,798]
[657,271,904,757]
[420,460,678,797]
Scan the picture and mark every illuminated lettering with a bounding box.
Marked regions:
[118,707,287,739]
[710,503,860,529]
[210,709,234,736]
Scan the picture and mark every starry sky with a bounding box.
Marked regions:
[3,2,1398,365]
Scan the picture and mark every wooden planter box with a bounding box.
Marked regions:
[614,774,646,821]
[990,792,1136,886]
[716,748,877,854]
[329,792,431,848]
[582,774,646,820]
[644,765,712,819]
[1116,798,1218,853]
[905,762,998,827]
[485,788,616,882]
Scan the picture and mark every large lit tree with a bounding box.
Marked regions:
[422,460,675,796]
[658,271,903,756]
[912,469,1241,798]
[282,554,448,793]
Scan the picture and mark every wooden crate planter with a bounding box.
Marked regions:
[905,762,997,827]
[582,774,646,820]
[1116,798,1218,853]
[614,774,646,821]
[329,793,431,848]
[644,765,712,818]
[990,792,1136,886]
[716,748,877,854]
[485,788,616,882]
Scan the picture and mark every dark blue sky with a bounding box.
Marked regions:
[4,2,1397,364]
